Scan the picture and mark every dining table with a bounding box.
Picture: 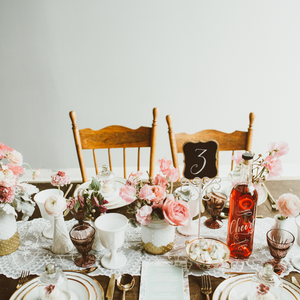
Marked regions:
[1,179,300,300]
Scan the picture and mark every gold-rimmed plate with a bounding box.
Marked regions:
[218,274,300,300]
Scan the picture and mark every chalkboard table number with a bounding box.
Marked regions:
[183,140,218,179]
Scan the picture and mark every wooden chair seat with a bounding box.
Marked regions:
[70,108,158,182]
[166,112,255,178]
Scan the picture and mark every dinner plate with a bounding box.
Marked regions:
[208,179,267,206]
[74,177,127,210]
[9,272,104,300]
[214,274,300,300]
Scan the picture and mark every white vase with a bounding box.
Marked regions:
[0,209,20,256]
[141,219,175,255]
[51,214,73,254]
[270,214,289,230]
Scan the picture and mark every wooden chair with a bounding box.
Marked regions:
[70,108,159,182]
[166,112,255,178]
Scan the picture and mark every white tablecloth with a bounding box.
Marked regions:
[1,217,299,279]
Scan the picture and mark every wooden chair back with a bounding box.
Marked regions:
[70,108,159,182]
[166,112,255,178]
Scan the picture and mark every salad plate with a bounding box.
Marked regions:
[74,178,127,210]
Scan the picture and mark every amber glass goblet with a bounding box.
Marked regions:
[69,223,96,267]
[264,229,295,275]
[203,192,227,229]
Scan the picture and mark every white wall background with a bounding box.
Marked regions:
[1,1,300,180]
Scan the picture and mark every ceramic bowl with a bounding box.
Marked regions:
[185,237,231,270]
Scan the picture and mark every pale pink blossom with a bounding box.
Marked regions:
[44,195,67,217]
[164,167,180,182]
[32,168,40,180]
[139,184,156,201]
[262,155,283,178]
[119,185,137,204]
[126,171,143,186]
[7,150,23,165]
[0,169,17,187]
[275,193,300,218]
[136,205,152,225]
[51,171,71,187]
[158,158,172,175]
[0,186,15,203]
[232,151,243,165]
[153,174,168,188]
[268,141,289,158]
[162,195,190,226]
[0,143,13,159]
[6,163,24,177]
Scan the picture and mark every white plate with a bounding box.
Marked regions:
[9,272,104,300]
[208,179,267,206]
[215,274,300,300]
[74,178,127,210]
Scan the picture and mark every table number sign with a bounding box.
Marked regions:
[183,140,218,179]
[139,261,190,300]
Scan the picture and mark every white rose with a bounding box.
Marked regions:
[44,195,67,217]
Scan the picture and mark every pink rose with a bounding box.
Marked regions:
[119,185,137,204]
[153,174,168,188]
[232,151,243,165]
[44,195,67,217]
[268,141,289,158]
[136,205,152,225]
[162,195,190,226]
[32,168,40,180]
[0,143,13,159]
[262,155,283,178]
[51,171,71,187]
[276,193,300,218]
[164,167,180,182]
[0,186,15,203]
[150,186,166,209]
[158,158,172,175]
[7,150,23,165]
[6,163,24,177]
[139,184,156,201]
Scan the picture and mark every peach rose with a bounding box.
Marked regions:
[136,205,152,225]
[44,195,67,217]
[153,174,168,188]
[276,193,300,218]
[162,195,190,226]
[8,150,23,165]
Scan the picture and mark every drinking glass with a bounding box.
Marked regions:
[69,223,96,268]
[203,192,226,229]
[264,229,295,274]
[34,189,64,239]
[95,213,128,269]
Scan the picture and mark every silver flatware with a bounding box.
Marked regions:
[106,273,116,300]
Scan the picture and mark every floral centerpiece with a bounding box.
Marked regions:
[0,142,39,255]
[119,158,190,227]
[231,141,289,189]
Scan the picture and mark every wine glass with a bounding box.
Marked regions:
[34,189,64,239]
[264,229,295,274]
[203,192,227,229]
[94,213,128,269]
[69,223,96,267]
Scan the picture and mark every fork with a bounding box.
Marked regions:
[16,270,30,289]
[201,275,212,300]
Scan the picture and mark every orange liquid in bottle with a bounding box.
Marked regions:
[227,183,258,258]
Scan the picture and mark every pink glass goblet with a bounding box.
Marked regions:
[69,223,96,268]
[264,229,295,275]
[203,192,227,229]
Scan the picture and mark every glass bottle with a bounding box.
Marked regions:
[97,165,117,197]
[38,263,70,300]
[248,264,283,300]
[227,152,258,258]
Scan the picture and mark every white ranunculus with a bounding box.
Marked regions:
[44,195,67,217]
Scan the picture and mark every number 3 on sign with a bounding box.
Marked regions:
[183,141,218,179]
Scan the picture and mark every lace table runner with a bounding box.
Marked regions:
[1,217,300,279]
